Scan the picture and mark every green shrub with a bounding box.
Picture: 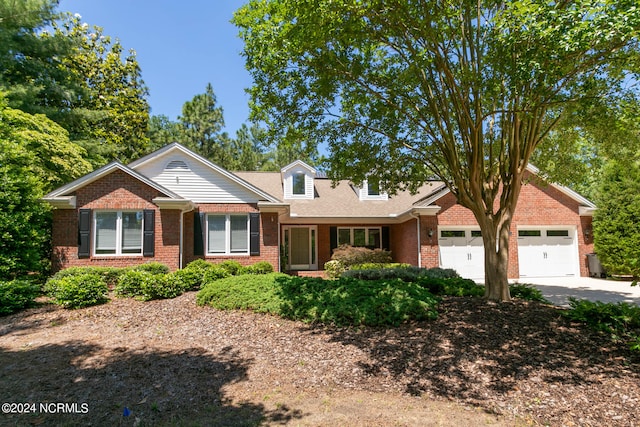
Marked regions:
[565,298,640,351]
[44,274,108,309]
[416,276,485,297]
[331,245,393,266]
[51,267,125,287]
[115,270,185,301]
[217,260,244,276]
[343,266,460,283]
[242,261,274,275]
[324,259,347,279]
[197,273,439,327]
[509,284,550,303]
[133,262,170,275]
[202,265,231,283]
[171,268,205,291]
[0,280,41,315]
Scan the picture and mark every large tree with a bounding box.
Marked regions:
[51,14,150,165]
[234,0,640,301]
[0,96,91,279]
[179,83,235,168]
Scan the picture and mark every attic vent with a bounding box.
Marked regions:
[165,160,189,171]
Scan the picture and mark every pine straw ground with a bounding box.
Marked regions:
[0,292,639,426]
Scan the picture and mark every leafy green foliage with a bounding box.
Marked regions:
[417,277,486,298]
[44,273,108,309]
[242,261,275,275]
[593,161,640,278]
[565,298,640,352]
[234,0,640,301]
[115,270,186,301]
[343,265,459,281]
[51,266,127,287]
[217,260,245,276]
[0,280,41,315]
[325,245,393,278]
[133,262,170,275]
[509,284,551,303]
[197,273,439,327]
[0,100,89,279]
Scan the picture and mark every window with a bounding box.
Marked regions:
[207,214,249,254]
[337,227,382,248]
[367,180,380,196]
[292,173,306,195]
[518,230,542,237]
[94,211,143,255]
[441,230,466,238]
[547,230,569,237]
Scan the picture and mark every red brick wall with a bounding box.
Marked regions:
[183,204,279,272]
[390,219,419,266]
[426,177,594,278]
[52,169,180,271]
[51,171,280,273]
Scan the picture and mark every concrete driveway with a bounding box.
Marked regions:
[510,276,640,307]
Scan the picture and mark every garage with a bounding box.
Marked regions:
[517,228,578,277]
[438,228,485,279]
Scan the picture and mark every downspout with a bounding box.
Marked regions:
[179,207,193,269]
[410,211,422,268]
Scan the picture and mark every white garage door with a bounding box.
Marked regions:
[517,228,578,277]
[438,228,484,279]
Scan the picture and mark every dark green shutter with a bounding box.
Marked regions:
[330,226,338,254]
[249,212,260,255]
[194,212,205,256]
[78,209,91,258]
[142,209,155,257]
[382,226,390,251]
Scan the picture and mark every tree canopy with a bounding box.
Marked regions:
[235,0,640,300]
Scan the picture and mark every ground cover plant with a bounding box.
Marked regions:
[565,298,640,352]
[197,273,439,326]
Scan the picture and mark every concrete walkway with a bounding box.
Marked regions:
[509,276,640,307]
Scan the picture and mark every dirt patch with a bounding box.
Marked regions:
[0,293,638,426]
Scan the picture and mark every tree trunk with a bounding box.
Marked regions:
[479,217,512,302]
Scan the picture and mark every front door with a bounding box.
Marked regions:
[285,226,317,270]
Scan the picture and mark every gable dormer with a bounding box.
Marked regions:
[282,160,316,200]
[358,178,388,201]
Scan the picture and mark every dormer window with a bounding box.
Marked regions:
[292,172,306,195]
[359,179,388,200]
[367,180,380,196]
[282,160,316,200]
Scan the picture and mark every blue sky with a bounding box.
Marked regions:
[58,0,252,137]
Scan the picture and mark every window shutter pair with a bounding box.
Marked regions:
[77,209,155,258]
[193,212,261,256]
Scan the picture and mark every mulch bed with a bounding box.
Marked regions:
[1,293,639,426]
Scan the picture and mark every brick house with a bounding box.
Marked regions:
[44,142,596,279]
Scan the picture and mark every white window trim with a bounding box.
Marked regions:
[93,210,143,257]
[206,213,250,256]
[337,226,383,248]
[359,179,388,201]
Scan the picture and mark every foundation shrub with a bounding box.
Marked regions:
[44,273,108,309]
[115,270,186,301]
